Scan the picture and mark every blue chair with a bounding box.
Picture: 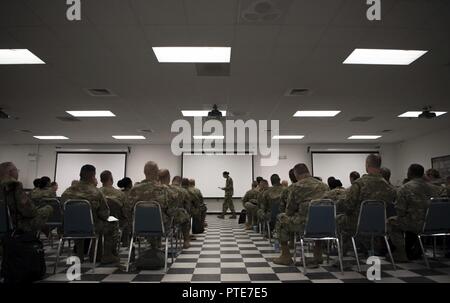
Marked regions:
[126,201,172,272]
[418,197,450,268]
[352,200,395,272]
[54,200,99,274]
[294,199,343,274]
[40,198,63,248]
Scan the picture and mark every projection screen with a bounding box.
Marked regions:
[311,152,378,188]
[54,152,127,196]
[182,153,254,198]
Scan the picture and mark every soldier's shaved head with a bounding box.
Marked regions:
[172,176,182,186]
[366,154,382,169]
[293,163,310,180]
[181,178,190,188]
[0,162,18,181]
[408,164,424,180]
[281,180,288,187]
[380,167,391,183]
[144,161,159,181]
[189,179,195,187]
[251,181,258,188]
[80,164,96,183]
[158,169,170,185]
[100,170,113,185]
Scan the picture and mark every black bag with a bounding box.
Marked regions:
[238,210,247,224]
[192,216,204,234]
[136,248,165,270]
[1,232,46,283]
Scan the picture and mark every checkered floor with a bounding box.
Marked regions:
[37,215,450,283]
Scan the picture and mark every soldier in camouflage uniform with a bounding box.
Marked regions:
[99,170,128,249]
[425,168,445,187]
[29,176,57,201]
[255,180,269,225]
[0,162,53,234]
[257,175,284,225]
[61,165,120,264]
[338,154,396,258]
[242,181,259,229]
[279,169,297,213]
[273,164,329,266]
[389,164,447,261]
[189,179,207,228]
[218,171,236,219]
[158,170,191,248]
[128,161,176,249]
[323,177,347,203]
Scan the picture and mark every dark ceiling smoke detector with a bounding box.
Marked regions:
[241,0,283,22]
[207,104,223,119]
[418,106,437,119]
[85,88,116,97]
[0,109,11,119]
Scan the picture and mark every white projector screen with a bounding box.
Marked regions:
[182,153,254,198]
[54,152,127,196]
[312,152,377,188]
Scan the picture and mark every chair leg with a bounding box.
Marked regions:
[170,234,174,264]
[384,235,396,270]
[352,236,361,272]
[293,235,297,264]
[433,236,437,259]
[327,240,330,264]
[126,237,134,272]
[300,238,306,274]
[92,238,98,273]
[335,238,344,273]
[164,236,169,273]
[267,222,271,244]
[418,235,430,269]
[54,238,64,274]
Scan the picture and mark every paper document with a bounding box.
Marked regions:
[107,216,119,222]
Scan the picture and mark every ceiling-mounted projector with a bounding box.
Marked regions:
[418,109,437,119]
[207,104,223,119]
[0,109,11,119]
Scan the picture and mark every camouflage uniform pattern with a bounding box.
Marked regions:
[242,188,259,226]
[191,187,207,225]
[61,180,118,259]
[257,185,284,222]
[166,185,190,232]
[389,178,447,252]
[279,184,295,213]
[322,187,347,203]
[29,187,57,201]
[275,177,329,242]
[222,177,235,215]
[99,186,129,227]
[0,178,52,233]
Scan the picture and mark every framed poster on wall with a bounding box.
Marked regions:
[431,155,450,179]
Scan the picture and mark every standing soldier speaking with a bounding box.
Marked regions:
[218,171,236,219]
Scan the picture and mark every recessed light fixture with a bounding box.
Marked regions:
[398,111,447,118]
[66,110,116,117]
[112,135,146,140]
[33,136,69,140]
[182,110,227,117]
[0,49,45,64]
[293,111,341,117]
[348,135,381,140]
[152,47,231,63]
[193,135,225,140]
[343,48,427,65]
[272,135,305,139]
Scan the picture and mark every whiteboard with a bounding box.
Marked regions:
[182,153,253,198]
[54,152,126,196]
[312,152,376,188]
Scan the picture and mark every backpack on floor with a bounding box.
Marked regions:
[238,210,247,224]
[1,231,46,283]
[136,248,165,270]
[192,215,204,234]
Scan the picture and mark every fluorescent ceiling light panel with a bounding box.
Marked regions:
[348,135,381,140]
[343,48,427,65]
[33,136,68,140]
[0,49,45,64]
[182,110,227,117]
[66,111,116,117]
[193,135,225,140]
[273,135,304,139]
[112,135,146,140]
[293,111,341,117]
[152,47,231,63]
[398,111,447,118]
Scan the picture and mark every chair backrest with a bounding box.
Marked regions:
[106,198,123,220]
[63,199,95,237]
[356,200,386,235]
[422,198,450,235]
[133,201,164,236]
[40,198,63,226]
[304,199,337,238]
[270,201,281,224]
[0,199,12,235]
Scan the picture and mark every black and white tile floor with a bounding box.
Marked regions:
[38,215,450,283]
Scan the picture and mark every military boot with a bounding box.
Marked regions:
[273,242,293,265]
[392,248,409,263]
[183,230,191,249]
[217,215,225,219]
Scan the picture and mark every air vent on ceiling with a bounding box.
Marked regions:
[239,0,293,23]
[285,88,310,96]
[228,110,248,118]
[0,108,11,119]
[85,88,116,97]
[15,129,32,133]
[56,116,81,122]
[196,63,230,77]
[381,129,393,133]
[139,129,154,133]
[349,116,374,122]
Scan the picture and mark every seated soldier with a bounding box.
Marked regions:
[61,165,119,265]
[30,176,57,201]
[189,179,207,228]
[0,162,53,234]
[257,174,284,230]
[323,177,347,202]
[242,181,259,230]
[255,179,269,226]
